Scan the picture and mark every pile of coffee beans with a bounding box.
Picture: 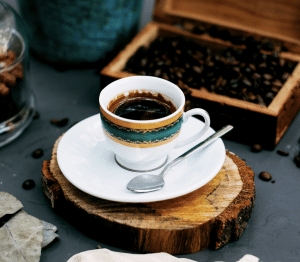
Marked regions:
[124,36,297,106]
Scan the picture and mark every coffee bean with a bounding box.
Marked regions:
[281,72,290,81]
[192,66,202,74]
[263,73,273,81]
[271,180,275,183]
[219,29,231,41]
[261,42,274,52]
[277,149,289,156]
[259,171,272,181]
[208,26,219,38]
[154,69,162,77]
[32,149,44,159]
[192,25,205,35]
[22,179,35,190]
[57,118,69,127]
[51,117,69,127]
[231,36,245,45]
[252,72,261,80]
[33,111,40,120]
[242,78,252,87]
[251,143,262,152]
[294,155,300,167]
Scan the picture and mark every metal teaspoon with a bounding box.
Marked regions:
[126,125,233,193]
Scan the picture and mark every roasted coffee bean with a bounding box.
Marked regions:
[192,65,202,74]
[265,92,275,103]
[219,29,231,41]
[33,111,40,120]
[272,79,282,88]
[263,73,273,81]
[271,180,275,183]
[248,63,256,71]
[281,72,290,81]
[57,118,69,127]
[208,26,219,38]
[294,155,300,167]
[192,25,205,35]
[277,149,289,156]
[153,69,162,77]
[231,36,245,45]
[22,179,35,190]
[252,72,261,80]
[261,41,274,52]
[32,149,44,159]
[251,143,262,152]
[258,171,272,181]
[244,36,255,47]
[262,80,272,87]
[51,117,69,127]
[242,78,252,87]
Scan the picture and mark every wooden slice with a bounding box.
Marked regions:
[42,136,255,254]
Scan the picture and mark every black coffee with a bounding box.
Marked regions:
[108,91,177,120]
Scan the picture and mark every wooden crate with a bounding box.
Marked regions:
[100,0,300,149]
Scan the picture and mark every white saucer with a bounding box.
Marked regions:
[57,114,225,203]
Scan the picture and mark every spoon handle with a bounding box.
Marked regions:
[159,125,233,178]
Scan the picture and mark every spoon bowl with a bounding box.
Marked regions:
[126,125,233,193]
[126,174,165,192]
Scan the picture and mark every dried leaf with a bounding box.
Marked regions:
[0,192,23,218]
[0,210,43,262]
[41,220,59,248]
[0,225,26,262]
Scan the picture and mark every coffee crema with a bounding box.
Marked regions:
[107,91,177,120]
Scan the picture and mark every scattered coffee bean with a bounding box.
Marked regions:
[33,111,40,120]
[51,117,69,127]
[294,155,300,167]
[22,179,35,190]
[259,171,272,181]
[32,149,44,159]
[271,180,275,183]
[97,245,102,249]
[277,149,289,156]
[251,143,262,152]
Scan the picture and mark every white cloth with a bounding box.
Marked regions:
[67,248,259,262]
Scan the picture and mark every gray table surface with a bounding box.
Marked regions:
[1,1,300,262]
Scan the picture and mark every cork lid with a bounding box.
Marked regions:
[153,0,300,45]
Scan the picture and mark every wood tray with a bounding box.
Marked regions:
[100,0,300,149]
[41,136,255,254]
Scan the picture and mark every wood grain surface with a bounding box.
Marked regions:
[159,0,300,45]
[42,136,255,254]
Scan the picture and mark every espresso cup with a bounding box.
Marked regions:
[99,76,210,172]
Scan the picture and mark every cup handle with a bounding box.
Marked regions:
[174,108,210,149]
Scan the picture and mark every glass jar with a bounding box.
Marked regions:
[0,1,35,147]
[18,0,143,68]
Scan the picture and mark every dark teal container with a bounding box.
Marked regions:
[18,0,143,67]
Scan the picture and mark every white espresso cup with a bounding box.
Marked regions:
[99,76,210,172]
